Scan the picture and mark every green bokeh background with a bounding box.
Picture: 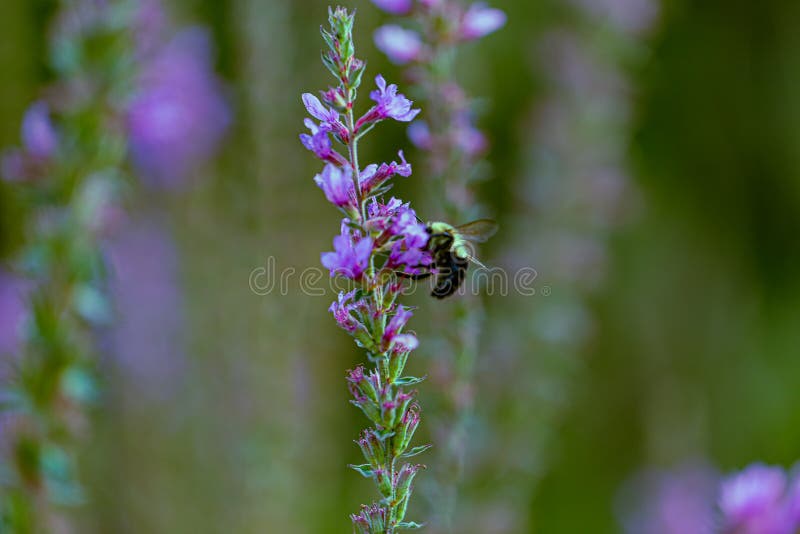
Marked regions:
[1,0,799,532]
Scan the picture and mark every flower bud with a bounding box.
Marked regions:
[374,467,393,497]
[356,429,386,468]
[350,504,387,533]
[394,403,421,456]
[394,463,423,507]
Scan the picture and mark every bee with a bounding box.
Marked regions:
[400,219,499,299]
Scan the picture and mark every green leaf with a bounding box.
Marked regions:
[396,521,424,530]
[375,430,395,442]
[394,376,426,386]
[348,464,374,478]
[400,444,432,458]
[321,51,340,79]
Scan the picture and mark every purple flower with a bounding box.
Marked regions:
[391,204,428,246]
[374,25,423,65]
[300,120,334,160]
[314,163,356,208]
[719,464,797,534]
[302,94,349,141]
[359,151,413,194]
[127,27,230,188]
[460,3,507,41]
[329,290,363,333]
[370,0,413,15]
[392,333,419,353]
[387,204,430,270]
[384,305,413,344]
[21,102,58,160]
[359,75,420,127]
[302,93,341,125]
[321,225,373,280]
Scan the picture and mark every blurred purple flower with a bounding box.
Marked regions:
[407,121,433,150]
[321,225,373,280]
[719,464,799,534]
[105,218,185,397]
[134,0,168,55]
[314,163,355,208]
[127,28,230,189]
[460,3,507,41]
[21,102,58,160]
[568,0,660,35]
[359,75,420,126]
[1,102,59,182]
[1,150,28,183]
[370,0,413,15]
[617,463,717,534]
[455,117,488,156]
[0,271,28,357]
[375,25,423,64]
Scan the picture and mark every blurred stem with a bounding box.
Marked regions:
[417,19,486,533]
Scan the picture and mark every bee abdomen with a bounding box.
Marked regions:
[431,253,469,299]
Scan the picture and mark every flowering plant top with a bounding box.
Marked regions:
[300,7,430,532]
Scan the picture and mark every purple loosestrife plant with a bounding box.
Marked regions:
[370,0,504,529]
[301,7,430,532]
[0,0,228,529]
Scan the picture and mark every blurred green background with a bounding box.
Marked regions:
[1,0,799,532]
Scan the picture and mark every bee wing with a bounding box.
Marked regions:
[455,219,499,243]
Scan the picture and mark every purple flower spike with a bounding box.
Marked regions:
[460,3,507,41]
[374,25,423,65]
[370,0,413,15]
[22,102,58,160]
[359,75,420,127]
[719,464,796,534]
[321,226,373,280]
[314,163,356,208]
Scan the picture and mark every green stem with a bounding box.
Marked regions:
[346,107,368,222]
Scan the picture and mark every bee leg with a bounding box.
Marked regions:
[395,265,433,281]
